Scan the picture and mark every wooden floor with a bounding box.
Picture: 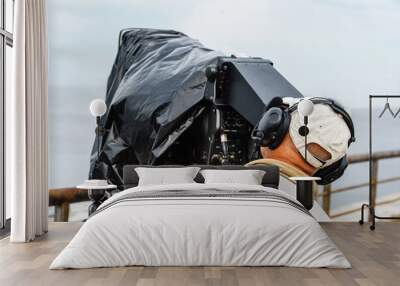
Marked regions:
[0,222,399,286]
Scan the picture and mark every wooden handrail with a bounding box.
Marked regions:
[49,188,88,205]
[348,150,400,164]
[317,176,400,196]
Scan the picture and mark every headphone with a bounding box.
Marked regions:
[251,97,355,185]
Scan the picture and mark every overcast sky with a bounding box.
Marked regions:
[47,0,400,108]
[46,0,400,188]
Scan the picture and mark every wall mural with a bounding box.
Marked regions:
[47,1,400,222]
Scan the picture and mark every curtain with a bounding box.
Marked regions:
[9,0,48,242]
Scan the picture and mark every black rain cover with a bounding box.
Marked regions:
[89,28,223,185]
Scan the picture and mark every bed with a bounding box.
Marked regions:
[50,165,350,269]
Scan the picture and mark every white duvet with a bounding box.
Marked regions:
[50,183,350,269]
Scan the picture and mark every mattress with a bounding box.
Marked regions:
[50,183,350,269]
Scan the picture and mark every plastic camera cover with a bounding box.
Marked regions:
[89,28,223,185]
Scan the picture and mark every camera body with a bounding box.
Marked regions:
[156,57,303,166]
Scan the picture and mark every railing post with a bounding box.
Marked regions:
[369,159,379,222]
[322,184,331,217]
[54,202,70,222]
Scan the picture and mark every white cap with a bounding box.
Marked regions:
[289,103,351,168]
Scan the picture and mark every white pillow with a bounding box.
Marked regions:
[200,169,265,185]
[135,167,200,186]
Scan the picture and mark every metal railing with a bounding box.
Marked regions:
[318,150,400,219]
[49,150,400,222]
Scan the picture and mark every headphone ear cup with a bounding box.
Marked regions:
[268,111,290,149]
[259,108,290,149]
[314,157,348,185]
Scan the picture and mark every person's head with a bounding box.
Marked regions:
[261,133,325,175]
[258,97,355,182]
[261,133,336,175]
